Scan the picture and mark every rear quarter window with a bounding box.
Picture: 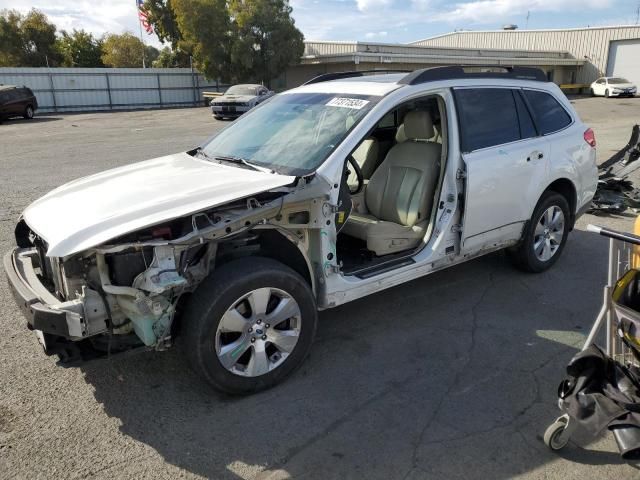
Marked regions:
[523,90,572,135]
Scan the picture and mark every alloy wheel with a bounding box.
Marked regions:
[533,206,565,262]
[215,287,302,377]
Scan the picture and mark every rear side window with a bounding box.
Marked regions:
[455,88,521,152]
[523,90,572,135]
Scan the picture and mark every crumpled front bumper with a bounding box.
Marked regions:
[4,248,80,347]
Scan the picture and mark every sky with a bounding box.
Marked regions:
[1,0,639,48]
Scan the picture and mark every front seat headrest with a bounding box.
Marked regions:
[404,110,434,140]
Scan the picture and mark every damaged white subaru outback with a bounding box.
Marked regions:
[5,66,598,394]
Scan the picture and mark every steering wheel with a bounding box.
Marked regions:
[347,155,364,195]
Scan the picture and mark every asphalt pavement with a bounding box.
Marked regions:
[1,98,640,479]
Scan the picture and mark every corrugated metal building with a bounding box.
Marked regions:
[281,40,585,88]
[411,25,640,85]
[281,25,640,89]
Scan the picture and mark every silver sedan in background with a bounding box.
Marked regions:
[210,84,274,120]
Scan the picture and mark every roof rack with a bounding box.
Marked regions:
[399,66,547,85]
[302,69,410,85]
[301,66,547,86]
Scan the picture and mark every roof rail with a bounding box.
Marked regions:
[399,66,547,85]
[303,69,410,85]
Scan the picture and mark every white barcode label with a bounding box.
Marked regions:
[326,97,370,109]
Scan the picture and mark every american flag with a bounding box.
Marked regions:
[137,0,153,34]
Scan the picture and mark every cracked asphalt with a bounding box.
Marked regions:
[2,97,640,479]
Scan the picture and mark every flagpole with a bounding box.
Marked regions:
[137,0,147,68]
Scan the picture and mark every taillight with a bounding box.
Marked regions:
[584,128,596,148]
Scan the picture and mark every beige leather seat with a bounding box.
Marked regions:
[396,121,441,144]
[342,110,441,256]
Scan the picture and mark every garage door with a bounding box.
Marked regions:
[607,39,640,87]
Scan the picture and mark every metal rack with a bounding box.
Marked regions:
[543,224,640,450]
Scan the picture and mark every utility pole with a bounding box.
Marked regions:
[526,11,530,29]
[636,1,639,24]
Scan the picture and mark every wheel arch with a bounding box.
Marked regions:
[172,228,316,341]
[215,227,315,295]
[543,178,578,228]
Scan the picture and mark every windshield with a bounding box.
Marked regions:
[609,77,631,84]
[200,92,379,176]
[226,85,259,96]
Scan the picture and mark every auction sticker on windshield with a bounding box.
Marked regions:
[326,97,370,109]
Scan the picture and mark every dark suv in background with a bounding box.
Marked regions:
[0,85,38,122]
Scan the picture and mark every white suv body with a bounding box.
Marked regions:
[5,67,597,394]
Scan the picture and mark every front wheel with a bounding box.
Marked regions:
[182,257,317,395]
[509,191,570,273]
[605,89,610,98]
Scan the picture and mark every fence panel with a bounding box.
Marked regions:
[0,67,222,113]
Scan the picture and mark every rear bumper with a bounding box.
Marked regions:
[4,248,78,342]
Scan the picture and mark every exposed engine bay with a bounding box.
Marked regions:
[14,181,328,364]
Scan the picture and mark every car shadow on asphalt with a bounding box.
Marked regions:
[1,116,62,125]
[80,228,638,479]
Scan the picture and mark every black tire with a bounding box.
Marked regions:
[23,105,34,119]
[590,88,595,97]
[509,191,571,273]
[213,115,222,120]
[605,89,610,98]
[182,257,317,395]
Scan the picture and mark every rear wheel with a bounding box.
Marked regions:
[23,105,34,119]
[509,191,570,273]
[182,257,317,395]
[590,88,595,97]
[605,89,610,98]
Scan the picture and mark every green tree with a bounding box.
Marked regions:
[143,0,184,51]
[229,0,304,87]
[0,9,61,67]
[145,45,161,65]
[170,0,233,81]
[142,0,304,84]
[0,10,23,66]
[152,46,191,67]
[56,29,104,67]
[101,32,153,68]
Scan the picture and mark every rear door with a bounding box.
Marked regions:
[454,87,550,252]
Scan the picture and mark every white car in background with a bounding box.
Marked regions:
[590,77,637,98]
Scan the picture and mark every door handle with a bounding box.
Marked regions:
[527,151,544,162]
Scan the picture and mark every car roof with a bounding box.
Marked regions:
[0,85,19,91]
[230,84,263,88]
